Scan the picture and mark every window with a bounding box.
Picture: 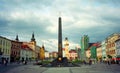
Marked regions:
[3,40,5,46]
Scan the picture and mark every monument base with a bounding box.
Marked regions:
[51,57,68,67]
[41,57,81,67]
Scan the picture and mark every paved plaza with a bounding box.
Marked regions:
[2,63,120,73]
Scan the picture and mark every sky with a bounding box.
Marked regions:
[0,0,120,52]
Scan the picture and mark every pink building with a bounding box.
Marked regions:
[51,51,58,59]
[69,49,78,61]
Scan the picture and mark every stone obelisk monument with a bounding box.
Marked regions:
[50,16,69,67]
[50,16,63,66]
[58,16,63,58]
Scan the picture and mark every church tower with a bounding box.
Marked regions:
[31,32,36,42]
[15,35,19,41]
[29,32,36,51]
[64,37,70,59]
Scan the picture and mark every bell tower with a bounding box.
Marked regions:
[15,35,19,41]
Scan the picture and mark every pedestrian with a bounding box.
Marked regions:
[89,60,92,65]
[23,60,27,65]
[83,60,86,65]
[108,60,110,65]
[3,59,6,65]
[5,59,8,66]
[3,59,8,66]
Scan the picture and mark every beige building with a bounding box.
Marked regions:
[86,48,91,59]
[45,51,50,59]
[51,51,58,59]
[0,36,11,62]
[97,45,102,61]
[106,33,120,59]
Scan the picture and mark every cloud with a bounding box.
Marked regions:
[0,0,120,52]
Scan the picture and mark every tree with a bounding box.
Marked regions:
[107,55,112,59]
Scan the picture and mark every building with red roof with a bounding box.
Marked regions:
[69,49,78,61]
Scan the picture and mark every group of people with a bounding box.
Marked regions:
[83,60,92,65]
[17,59,28,65]
[0,58,8,66]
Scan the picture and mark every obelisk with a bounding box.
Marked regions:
[58,16,63,58]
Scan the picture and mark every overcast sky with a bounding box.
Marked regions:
[0,0,120,52]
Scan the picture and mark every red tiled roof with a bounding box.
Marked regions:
[69,50,76,53]
[92,43,100,47]
[21,44,33,51]
[86,43,100,50]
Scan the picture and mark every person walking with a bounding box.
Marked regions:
[3,59,6,65]
[89,60,92,65]
[108,60,111,65]
[5,59,8,66]
[3,59,8,66]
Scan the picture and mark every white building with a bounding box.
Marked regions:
[23,42,36,60]
[0,36,11,63]
[101,40,107,61]
[115,39,120,58]
[20,45,33,61]
[45,51,49,59]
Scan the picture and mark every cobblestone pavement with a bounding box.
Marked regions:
[4,63,120,73]
[71,64,120,73]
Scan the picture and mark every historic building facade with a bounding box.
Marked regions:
[106,33,120,59]
[96,45,102,62]
[20,44,33,61]
[86,48,91,60]
[0,36,11,63]
[45,50,50,60]
[11,40,22,62]
[69,49,78,61]
[115,39,120,58]
[90,43,100,63]
[101,40,107,61]
[22,33,37,60]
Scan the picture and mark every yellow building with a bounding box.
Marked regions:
[0,36,11,62]
[106,33,120,59]
[97,46,102,61]
[40,45,45,60]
